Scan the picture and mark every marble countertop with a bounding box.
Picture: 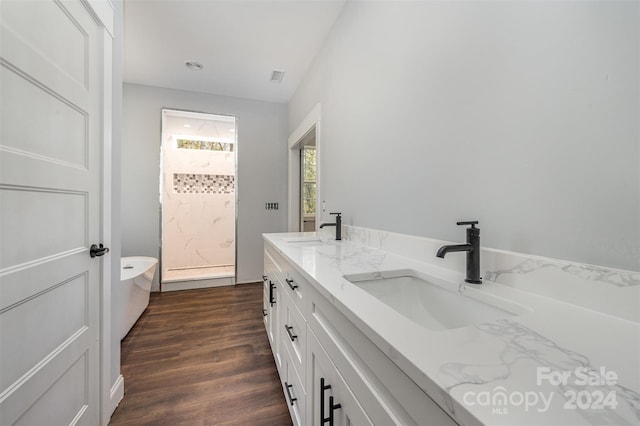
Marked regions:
[263,231,640,425]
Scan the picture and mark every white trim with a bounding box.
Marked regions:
[287,147,301,231]
[108,375,124,416]
[235,280,264,285]
[86,0,114,37]
[288,104,321,232]
[164,108,235,123]
[98,24,114,426]
[288,104,321,149]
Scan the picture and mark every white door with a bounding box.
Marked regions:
[0,0,106,424]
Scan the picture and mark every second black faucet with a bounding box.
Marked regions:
[319,212,342,240]
[436,221,482,284]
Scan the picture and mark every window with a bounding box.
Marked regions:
[176,139,234,152]
[174,135,234,152]
[302,147,316,216]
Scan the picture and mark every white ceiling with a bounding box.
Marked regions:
[124,0,346,103]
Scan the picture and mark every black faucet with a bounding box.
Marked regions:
[436,221,482,284]
[319,212,341,240]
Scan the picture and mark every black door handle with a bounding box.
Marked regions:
[90,244,109,258]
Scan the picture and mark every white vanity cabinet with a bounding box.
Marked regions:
[266,244,310,425]
[264,242,457,426]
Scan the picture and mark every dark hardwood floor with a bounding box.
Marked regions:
[109,283,292,426]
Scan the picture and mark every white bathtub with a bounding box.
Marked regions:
[119,256,158,339]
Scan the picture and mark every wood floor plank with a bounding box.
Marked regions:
[109,284,292,426]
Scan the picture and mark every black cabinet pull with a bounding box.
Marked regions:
[284,382,297,406]
[285,325,297,341]
[326,396,341,425]
[262,275,268,282]
[320,378,332,424]
[269,281,276,306]
[321,378,341,425]
[262,309,267,317]
[285,278,298,291]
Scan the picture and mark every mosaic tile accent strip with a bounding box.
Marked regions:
[173,173,235,194]
[176,139,234,151]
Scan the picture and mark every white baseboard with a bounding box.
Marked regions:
[161,276,235,292]
[108,374,124,419]
[235,280,262,285]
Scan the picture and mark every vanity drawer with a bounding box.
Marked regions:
[264,245,284,284]
[265,243,308,314]
[282,343,307,426]
[283,266,308,317]
[280,290,307,391]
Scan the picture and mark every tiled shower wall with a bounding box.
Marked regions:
[173,173,235,194]
[162,138,235,273]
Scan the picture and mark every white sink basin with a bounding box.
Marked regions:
[283,236,323,246]
[344,269,531,331]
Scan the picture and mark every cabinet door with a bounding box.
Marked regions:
[263,277,269,330]
[308,330,372,426]
[263,252,276,343]
[263,275,282,371]
[268,280,277,344]
[271,280,283,371]
[263,277,274,344]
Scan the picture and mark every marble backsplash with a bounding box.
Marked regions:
[318,225,640,323]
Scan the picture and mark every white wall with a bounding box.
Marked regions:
[290,1,639,271]
[122,83,288,286]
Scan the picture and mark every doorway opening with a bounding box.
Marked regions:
[288,104,321,231]
[160,109,237,291]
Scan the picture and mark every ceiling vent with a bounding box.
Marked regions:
[270,69,285,83]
